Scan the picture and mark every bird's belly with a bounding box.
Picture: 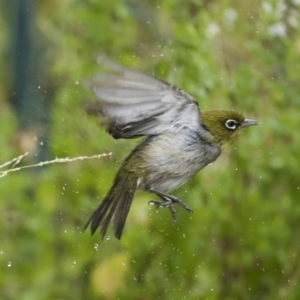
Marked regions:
[138,137,219,192]
[140,154,204,192]
[125,131,220,193]
[145,173,196,192]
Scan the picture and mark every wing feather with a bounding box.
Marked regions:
[86,55,201,138]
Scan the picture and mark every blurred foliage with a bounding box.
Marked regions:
[1,0,300,299]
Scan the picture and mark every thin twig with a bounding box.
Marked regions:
[0,152,29,170]
[0,152,112,178]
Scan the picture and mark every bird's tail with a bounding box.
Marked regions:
[84,172,137,239]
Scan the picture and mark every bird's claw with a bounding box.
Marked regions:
[149,200,177,224]
[148,189,193,224]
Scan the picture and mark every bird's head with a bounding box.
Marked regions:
[201,110,259,150]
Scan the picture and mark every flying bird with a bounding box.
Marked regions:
[84,56,259,239]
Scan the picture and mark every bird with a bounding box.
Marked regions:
[84,56,259,239]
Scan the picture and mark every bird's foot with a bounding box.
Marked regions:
[148,190,193,224]
[149,199,178,224]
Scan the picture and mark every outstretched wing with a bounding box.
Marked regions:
[85,56,201,139]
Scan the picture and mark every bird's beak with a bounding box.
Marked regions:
[241,119,260,128]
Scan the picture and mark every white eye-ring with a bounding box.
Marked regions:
[225,119,238,130]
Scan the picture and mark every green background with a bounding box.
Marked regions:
[1,0,300,299]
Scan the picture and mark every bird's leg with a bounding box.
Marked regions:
[148,189,193,224]
[152,190,193,213]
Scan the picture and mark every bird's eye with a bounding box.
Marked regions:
[225,119,238,130]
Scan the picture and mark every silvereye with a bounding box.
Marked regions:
[84,56,259,239]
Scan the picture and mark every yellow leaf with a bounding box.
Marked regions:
[91,253,129,298]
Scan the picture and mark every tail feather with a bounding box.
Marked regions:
[113,187,136,239]
[84,174,137,239]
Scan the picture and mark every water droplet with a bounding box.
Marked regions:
[73,260,77,265]
[105,236,111,242]
[94,243,99,251]
[7,262,12,267]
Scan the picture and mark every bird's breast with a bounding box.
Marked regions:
[131,130,221,192]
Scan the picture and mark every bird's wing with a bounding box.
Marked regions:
[85,56,201,139]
